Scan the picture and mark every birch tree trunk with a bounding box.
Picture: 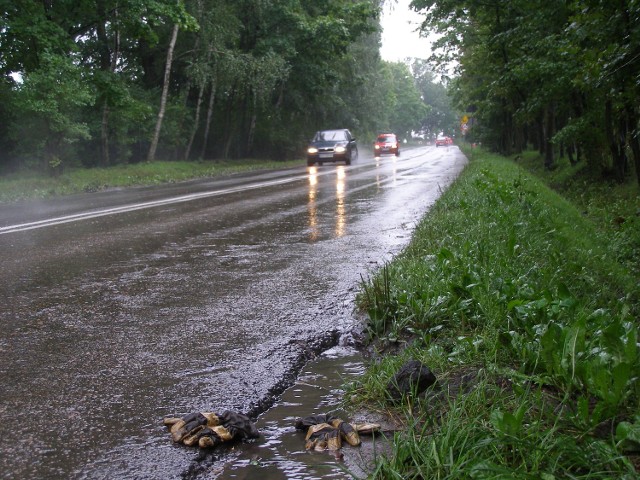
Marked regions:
[100,10,120,166]
[184,80,205,160]
[147,23,179,162]
[200,78,216,159]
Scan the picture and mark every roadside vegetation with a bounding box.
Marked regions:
[0,1,456,178]
[0,158,304,204]
[348,146,640,478]
[417,0,640,187]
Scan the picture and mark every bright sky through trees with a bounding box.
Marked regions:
[380,0,432,61]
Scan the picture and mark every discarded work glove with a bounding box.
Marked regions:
[305,422,342,451]
[328,418,361,447]
[295,414,380,452]
[294,413,337,431]
[163,410,259,449]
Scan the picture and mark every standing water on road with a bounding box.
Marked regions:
[0,146,467,478]
[215,345,392,480]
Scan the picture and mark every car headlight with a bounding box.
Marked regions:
[374,145,380,149]
[308,147,318,154]
[335,146,346,153]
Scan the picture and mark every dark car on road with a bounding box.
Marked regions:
[307,129,358,166]
[373,133,400,156]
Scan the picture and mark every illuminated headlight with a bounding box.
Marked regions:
[335,146,346,153]
[374,145,380,149]
[307,147,318,154]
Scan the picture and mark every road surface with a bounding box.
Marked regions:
[0,145,467,479]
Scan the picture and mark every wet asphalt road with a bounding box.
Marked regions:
[0,145,467,479]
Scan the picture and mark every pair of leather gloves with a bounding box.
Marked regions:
[164,411,379,452]
[163,410,259,449]
[295,413,380,451]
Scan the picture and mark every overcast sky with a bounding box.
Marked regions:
[379,0,432,62]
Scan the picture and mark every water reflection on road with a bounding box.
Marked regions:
[335,166,347,238]
[307,166,348,240]
[0,146,467,479]
[307,167,319,241]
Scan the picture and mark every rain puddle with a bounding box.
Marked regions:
[214,346,391,479]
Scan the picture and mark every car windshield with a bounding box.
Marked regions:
[377,135,395,142]
[314,130,347,142]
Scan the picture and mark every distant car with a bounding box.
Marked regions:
[307,129,358,166]
[373,133,400,156]
[435,135,448,147]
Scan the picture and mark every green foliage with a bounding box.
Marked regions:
[616,416,640,454]
[369,382,637,479]
[352,148,640,477]
[0,0,76,74]
[11,53,94,171]
[385,62,430,138]
[412,0,640,183]
[412,59,458,137]
[0,0,451,170]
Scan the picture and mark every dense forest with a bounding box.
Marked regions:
[0,0,456,175]
[412,0,640,185]
[2,1,639,186]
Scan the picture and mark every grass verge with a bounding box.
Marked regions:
[0,158,304,204]
[348,147,640,478]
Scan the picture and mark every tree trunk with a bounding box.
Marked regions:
[513,125,525,153]
[96,0,116,167]
[576,143,582,164]
[536,117,544,155]
[184,80,205,160]
[100,17,121,167]
[567,142,575,165]
[618,115,629,178]
[502,109,512,156]
[222,87,236,159]
[626,104,640,185]
[246,94,257,155]
[101,104,111,166]
[544,105,555,169]
[200,79,216,159]
[605,99,626,182]
[148,23,179,162]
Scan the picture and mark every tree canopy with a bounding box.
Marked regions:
[0,0,452,174]
[412,0,640,184]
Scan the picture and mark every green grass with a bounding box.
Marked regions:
[0,158,304,204]
[348,147,640,478]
